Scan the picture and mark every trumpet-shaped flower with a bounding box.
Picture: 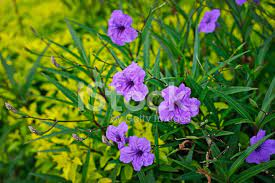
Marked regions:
[198,9,220,33]
[108,10,138,46]
[106,122,128,149]
[111,62,148,102]
[120,136,154,171]
[158,83,200,124]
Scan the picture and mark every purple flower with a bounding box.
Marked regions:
[246,130,275,164]
[108,10,138,46]
[111,62,148,102]
[236,0,259,5]
[198,9,220,33]
[120,136,154,171]
[235,0,247,5]
[158,83,200,124]
[106,122,128,149]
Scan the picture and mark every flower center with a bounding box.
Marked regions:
[136,150,143,157]
[174,102,179,109]
[117,25,125,33]
[205,16,212,24]
[255,146,261,152]
[115,135,121,142]
[126,80,135,90]
[173,101,182,110]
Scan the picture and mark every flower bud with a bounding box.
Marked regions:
[28,126,40,135]
[51,56,60,68]
[102,135,112,146]
[5,102,18,113]
[72,133,83,141]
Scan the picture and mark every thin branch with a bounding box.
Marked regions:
[20,115,91,122]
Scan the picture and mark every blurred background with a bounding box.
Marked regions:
[0,0,274,182]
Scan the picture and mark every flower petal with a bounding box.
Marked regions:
[250,129,266,145]
[122,27,138,43]
[106,126,117,142]
[137,137,151,152]
[142,153,154,166]
[261,139,275,154]
[120,147,134,163]
[132,156,143,171]
[158,101,174,122]
[117,122,128,134]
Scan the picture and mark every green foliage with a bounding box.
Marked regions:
[0,0,274,183]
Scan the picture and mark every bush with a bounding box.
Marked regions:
[1,0,274,182]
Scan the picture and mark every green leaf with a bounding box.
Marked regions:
[160,128,180,140]
[256,77,275,125]
[81,149,90,183]
[233,160,275,183]
[31,94,74,106]
[66,19,131,60]
[192,27,200,78]
[0,53,17,90]
[213,131,234,137]
[29,173,67,182]
[172,159,196,171]
[141,12,153,40]
[22,46,48,97]
[42,73,80,106]
[153,122,159,167]
[41,66,90,86]
[186,145,195,162]
[228,132,275,177]
[203,50,250,81]
[159,165,179,172]
[186,77,219,125]
[216,86,258,95]
[152,32,180,76]
[137,170,146,183]
[254,30,274,66]
[37,148,70,153]
[209,87,253,120]
[143,31,150,68]
[48,39,81,60]
[26,129,76,144]
[122,165,133,180]
[223,118,253,127]
[181,172,203,181]
[65,19,89,66]
[111,164,120,182]
[260,113,275,128]
[103,105,113,126]
[151,48,161,79]
[107,47,126,69]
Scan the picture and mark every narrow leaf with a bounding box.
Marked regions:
[22,46,48,97]
[81,149,90,183]
[233,160,275,183]
[209,87,253,120]
[192,27,200,78]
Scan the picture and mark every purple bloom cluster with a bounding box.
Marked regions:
[246,130,275,164]
[106,122,154,171]
[199,9,220,33]
[158,84,200,124]
[108,10,138,46]
[236,0,260,5]
[111,62,148,102]
[236,0,247,5]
